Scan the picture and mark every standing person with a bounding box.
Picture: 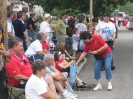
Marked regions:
[94,12,116,71]
[76,31,113,91]
[7,11,16,49]
[56,13,67,43]
[40,13,54,43]
[75,15,87,58]
[13,11,32,51]
[25,59,58,99]
[71,28,80,58]
[27,13,36,42]
[22,7,28,26]
[117,16,122,27]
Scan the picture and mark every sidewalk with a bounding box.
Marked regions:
[77,56,88,75]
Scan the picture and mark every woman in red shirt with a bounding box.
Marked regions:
[76,31,113,91]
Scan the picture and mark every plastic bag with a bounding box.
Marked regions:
[70,63,77,84]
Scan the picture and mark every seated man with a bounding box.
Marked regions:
[6,38,32,88]
[5,38,58,94]
[25,59,58,99]
[25,32,47,61]
[44,54,77,99]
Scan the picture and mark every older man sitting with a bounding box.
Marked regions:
[44,54,77,99]
[25,32,47,61]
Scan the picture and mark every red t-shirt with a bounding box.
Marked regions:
[55,61,61,71]
[83,35,111,58]
[54,58,65,72]
[42,41,50,51]
[5,53,32,86]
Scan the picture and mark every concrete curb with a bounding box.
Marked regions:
[77,57,87,75]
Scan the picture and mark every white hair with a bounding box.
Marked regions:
[44,54,54,62]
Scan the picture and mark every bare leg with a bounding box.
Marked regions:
[76,76,83,86]
[44,76,57,95]
[53,80,66,93]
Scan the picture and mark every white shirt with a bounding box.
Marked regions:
[75,23,87,36]
[40,21,51,32]
[25,40,43,56]
[40,21,52,40]
[7,18,15,39]
[95,21,116,41]
[25,74,47,99]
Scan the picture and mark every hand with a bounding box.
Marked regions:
[76,62,79,66]
[70,60,74,64]
[92,50,98,54]
[70,56,76,60]
[28,37,32,41]
[50,30,55,32]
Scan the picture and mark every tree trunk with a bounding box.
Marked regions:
[0,0,7,70]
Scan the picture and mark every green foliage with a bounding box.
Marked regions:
[119,2,133,15]
[32,0,129,16]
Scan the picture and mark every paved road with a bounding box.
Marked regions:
[75,26,133,99]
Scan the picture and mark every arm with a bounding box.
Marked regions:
[8,32,16,39]
[14,74,29,81]
[41,87,58,99]
[76,52,87,66]
[23,31,32,40]
[50,72,67,81]
[58,60,74,69]
[29,24,34,31]
[94,29,98,35]
[56,23,62,34]
[112,32,116,41]
[93,43,108,54]
[37,51,46,56]
[74,36,80,41]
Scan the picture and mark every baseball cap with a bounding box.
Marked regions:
[103,12,110,17]
[44,13,52,18]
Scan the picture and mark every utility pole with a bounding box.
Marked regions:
[0,0,7,70]
[90,0,93,23]
[0,0,7,49]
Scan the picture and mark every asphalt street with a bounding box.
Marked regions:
[75,26,133,99]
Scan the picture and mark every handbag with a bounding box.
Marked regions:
[70,63,77,84]
[94,54,103,60]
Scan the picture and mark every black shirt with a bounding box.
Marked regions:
[13,19,26,38]
[26,18,36,30]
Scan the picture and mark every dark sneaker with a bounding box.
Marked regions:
[111,66,115,71]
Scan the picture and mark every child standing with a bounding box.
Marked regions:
[72,28,80,58]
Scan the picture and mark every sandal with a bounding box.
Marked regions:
[82,82,87,86]
[76,84,87,88]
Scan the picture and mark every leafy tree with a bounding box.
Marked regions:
[32,0,129,16]
[119,2,133,15]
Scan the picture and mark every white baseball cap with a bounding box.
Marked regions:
[44,13,52,18]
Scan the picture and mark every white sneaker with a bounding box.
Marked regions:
[93,84,102,91]
[108,83,112,91]
[62,93,77,99]
[68,92,78,98]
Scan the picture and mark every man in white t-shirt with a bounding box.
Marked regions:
[25,32,47,61]
[7,11,16,49]
[40,13,54,43]
[25,59,58,99]
[94,12,116,71]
